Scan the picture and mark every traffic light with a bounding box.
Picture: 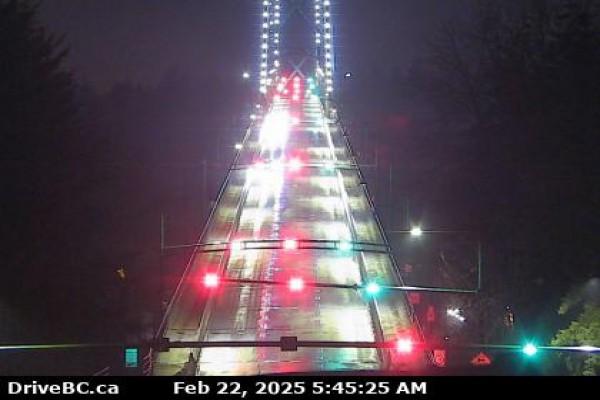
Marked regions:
[337,241,353,252]
[289,277,304,292]
[203,273,220,289]
[522,343,538,357]
[396,338,414,354]
[365,282,381,296]
[283,239,299,250]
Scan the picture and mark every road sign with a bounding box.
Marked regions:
[471,352,492,366]
[125,348,138,368]
[433,349,446,367]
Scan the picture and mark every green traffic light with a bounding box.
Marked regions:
[523,343,538,356]
[338,241,353,252]
[366,283,381,295]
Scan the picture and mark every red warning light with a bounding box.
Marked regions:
[283,239,299,250]
[203,273,220,289]
[396,338,413,354]
[289,277,304,292]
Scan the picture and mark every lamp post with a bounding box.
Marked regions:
[410,227,423,237]
[387,228,482,294]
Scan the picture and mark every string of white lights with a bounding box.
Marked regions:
[271,0,281,80]
[260,1,271,94]
[314,0,334,95]
[260,0,283,95]
[262,1,334,96]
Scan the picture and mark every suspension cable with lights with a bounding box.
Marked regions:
[259,0,282,95]
[314,0,334,95]
[260,1,271,94]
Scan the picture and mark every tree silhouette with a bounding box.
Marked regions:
[0,0,82,341]
[550,280,600,376]
[400,0,600,347]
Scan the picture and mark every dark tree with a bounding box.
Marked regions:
[0,0,82,341]
[1,0,75,171]
[402,0,600,343]
[550,280,600,375]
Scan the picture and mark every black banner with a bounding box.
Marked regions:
[0,376,594,399]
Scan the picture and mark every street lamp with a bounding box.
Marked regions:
[410,227,423,237]
[386,228,483,293]
[242,72,250,80]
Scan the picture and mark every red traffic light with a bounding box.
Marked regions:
[203,273,220,289]
[289,277,304,292]
[396,338,414,354]
[283,239,299,250]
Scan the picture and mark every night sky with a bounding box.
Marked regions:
[39,0,468,92]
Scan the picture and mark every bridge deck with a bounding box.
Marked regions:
[154,86,420,376]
